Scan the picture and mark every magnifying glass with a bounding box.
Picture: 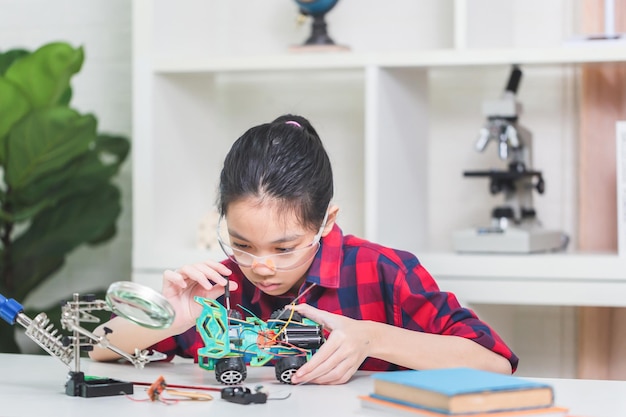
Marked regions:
[106,281,175,329]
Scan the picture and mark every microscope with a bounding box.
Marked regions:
[453,65,568,253]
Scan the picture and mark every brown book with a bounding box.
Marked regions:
[370,368,554,415]
[359,395,569,417]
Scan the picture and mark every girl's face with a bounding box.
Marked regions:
[223,198,333,296]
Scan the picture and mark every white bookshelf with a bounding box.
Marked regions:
[132,0,626,308]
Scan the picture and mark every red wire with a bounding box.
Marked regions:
[132,381,222,392]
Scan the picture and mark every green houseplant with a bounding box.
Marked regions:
[0,42,130,353]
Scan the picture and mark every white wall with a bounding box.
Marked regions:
[0,0,133,309]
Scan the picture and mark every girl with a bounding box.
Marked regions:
[90,114,518,384]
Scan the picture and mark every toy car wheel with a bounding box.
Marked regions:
[275,355,306,384]
[270,308,302,323]
[215,356,247,385]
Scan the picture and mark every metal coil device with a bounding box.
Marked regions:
[0,282,175,398]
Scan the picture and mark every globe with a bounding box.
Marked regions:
[295,0,339,17]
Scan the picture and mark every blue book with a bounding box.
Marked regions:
[370,368,554,415]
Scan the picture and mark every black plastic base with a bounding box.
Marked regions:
[65,371,134,398]
[221,386,267,404]
[304,15,335,46]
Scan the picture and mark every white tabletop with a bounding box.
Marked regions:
[0,353,624,417]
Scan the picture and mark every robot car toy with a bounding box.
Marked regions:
[194,296,325,385]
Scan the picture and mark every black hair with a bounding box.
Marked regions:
[218,114,333,231]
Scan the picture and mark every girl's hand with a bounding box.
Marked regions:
[162,259,238,332]
[289,304,371,385]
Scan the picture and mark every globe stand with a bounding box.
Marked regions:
[290,12,349,52]
[305,14,335,46]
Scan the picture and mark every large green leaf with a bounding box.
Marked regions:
[0,48,29,76]
[14,185,121,256]
[9,184,121,300]
[1,132,129,223]
[4,154,100,222]
[88,223,118,245]
[4,43,83,109]
[0,197,54,224]
[3,255,65,303]
[0,77,31,160]
[5,107,96,190]
[96,134,131,165]
[83,134,131,187]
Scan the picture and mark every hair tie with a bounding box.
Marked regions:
[285,121,301,128]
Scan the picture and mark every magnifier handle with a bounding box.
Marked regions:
[0,293,24,325]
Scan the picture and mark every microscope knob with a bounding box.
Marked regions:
[509,161,526,173]
[490,181,502,195]
[492,207,514,219]
[535,177,545,194]
[521,208,537,219]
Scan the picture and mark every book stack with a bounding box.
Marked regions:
[360,368,569,417]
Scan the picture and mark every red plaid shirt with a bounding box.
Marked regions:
[151,224,519,371]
